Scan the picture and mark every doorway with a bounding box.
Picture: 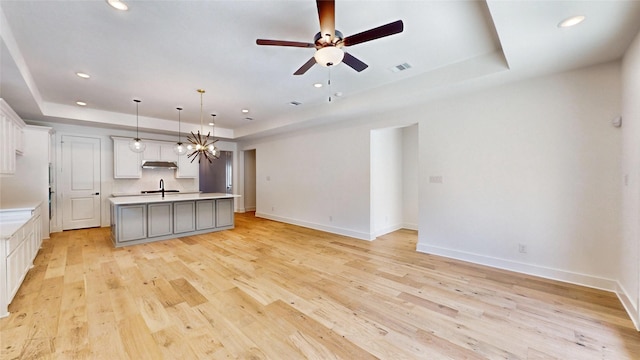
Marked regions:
[200,150,233,193]
[370,124,418,237]
[61,135,101,230]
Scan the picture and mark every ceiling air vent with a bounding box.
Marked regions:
[390,62,412,73]
[289,101,302,106]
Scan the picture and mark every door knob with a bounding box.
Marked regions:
[93,192,100,195]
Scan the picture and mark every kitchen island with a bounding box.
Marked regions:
[109,193,239,247]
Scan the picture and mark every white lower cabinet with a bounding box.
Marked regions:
[6,237,29,302]
[116,204,147,242]
[148,203,173,237]
[1,204,43,317]
[174,201,195,233]
[196,200,216,230]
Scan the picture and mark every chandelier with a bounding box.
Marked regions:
[186,89,219,163]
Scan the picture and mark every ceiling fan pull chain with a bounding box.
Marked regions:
[328,67,332,103]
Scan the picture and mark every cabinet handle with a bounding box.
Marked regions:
[94,192,100,195]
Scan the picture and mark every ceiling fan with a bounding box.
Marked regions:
[256,0,404,75]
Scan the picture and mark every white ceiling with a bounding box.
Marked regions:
[1,0,639,140]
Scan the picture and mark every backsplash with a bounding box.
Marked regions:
[112,168,199,195]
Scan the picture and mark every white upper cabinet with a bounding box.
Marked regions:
[176,153,199,178]
[112,137,198,179]
[0,99,26,175]
[112,137,142,178]
[142,141,178,162]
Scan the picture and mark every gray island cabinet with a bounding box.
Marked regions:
[109,193,238,247]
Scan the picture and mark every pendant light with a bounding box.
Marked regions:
[187,89,217,163]
[173,107,188,156]
[129,99,146,153]
[207,114,220,159]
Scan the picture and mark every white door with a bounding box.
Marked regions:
[62,135,101,230]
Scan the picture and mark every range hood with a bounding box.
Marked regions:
[141,160,178,169]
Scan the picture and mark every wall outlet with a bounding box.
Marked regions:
[271,206,275,211]
[518,244,527,254]
[429,176,443,184]
[329,215,333,222]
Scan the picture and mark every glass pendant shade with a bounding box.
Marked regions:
[174,142,187,156]
[129,137,145,153]
[173,107,188,155]
[129,99,146,153]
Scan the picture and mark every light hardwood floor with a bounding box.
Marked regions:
[1,212,639,359]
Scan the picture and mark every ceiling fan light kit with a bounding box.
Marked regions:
[256,0,404,75]
[314,46,344,67]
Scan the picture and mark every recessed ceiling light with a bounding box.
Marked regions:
[208,122,215,126]
[313,83,323,88]
[106,0,128,11]
[76,72,90,79]
[558,15,586,28]
[76,101,87,106]
[334,92,343,97]
[241,108,249,113]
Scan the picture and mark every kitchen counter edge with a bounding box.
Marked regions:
[108,193,240,205]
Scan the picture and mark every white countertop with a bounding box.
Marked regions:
[109,192,240,205]
[0,201,42,239]
[0,200,42,212]
[111,191,202,197]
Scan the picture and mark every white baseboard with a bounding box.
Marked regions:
[417,246,640,330]
[417,243,618,292]
[255,212,374,240]
[616,281,640,331]
[402,222,418,231]
[373,224,404,238]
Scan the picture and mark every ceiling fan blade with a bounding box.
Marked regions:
[294,57,317,75]
[342,52,368,72]
[316,0,335,42]
[256,39,315,48]
[342,20,404,47]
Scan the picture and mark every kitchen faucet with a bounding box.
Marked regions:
[160,178,165,197]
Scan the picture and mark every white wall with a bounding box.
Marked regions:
[620,30,640,328]
[0,125,51,236]
[417,62,622,290]
[243,149,256,212]
[402,124,419,230]
[371,127,404,237]
[242,61,622,296]
[251,124,372,240]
